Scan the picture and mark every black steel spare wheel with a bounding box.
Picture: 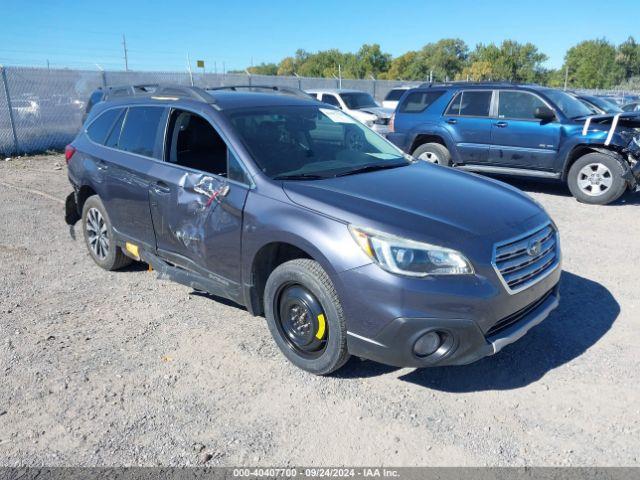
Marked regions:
[275,284,327,358]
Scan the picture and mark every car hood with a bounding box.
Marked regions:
[575,111,640,129]
[283,162,546,245]
[352,106,394,118]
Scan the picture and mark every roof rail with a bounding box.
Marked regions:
[418,81,538,88]
[150,85,216,102]
[206,85,312,99]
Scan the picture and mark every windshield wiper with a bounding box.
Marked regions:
[273,173,326,181]
[333,162,407,177]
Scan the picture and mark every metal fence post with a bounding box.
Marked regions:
[0,66,20,155]
[101,70,107,88]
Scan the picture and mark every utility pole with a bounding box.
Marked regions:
[187,53,194,86]
[338,64,342,89]
[122,34,129,71]
[563,65,569,91]
[429,70,433,83]
[46,59,50,70]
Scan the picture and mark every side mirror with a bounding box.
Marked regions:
[534,106,556,122]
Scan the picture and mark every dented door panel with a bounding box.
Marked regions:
[149,164,249,298]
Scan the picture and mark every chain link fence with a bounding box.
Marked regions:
[1,65,638,156]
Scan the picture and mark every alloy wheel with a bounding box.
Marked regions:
[577,163,613,196]
[86,207,109,260]
[418,151,441,164]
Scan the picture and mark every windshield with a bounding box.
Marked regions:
[226,105,409,179]
[339,92,378,110]
[543,89,594,119]
[587,96,623,113]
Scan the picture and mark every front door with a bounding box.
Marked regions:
[489,90,561,170]
[148,108,251,301]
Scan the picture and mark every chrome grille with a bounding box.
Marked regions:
[493,224,559,293]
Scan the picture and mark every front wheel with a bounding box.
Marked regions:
[567,153,627,205]
[264,259,350,375]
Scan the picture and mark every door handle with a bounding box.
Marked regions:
[495,121,508,128]
[446,118,457,125]
[96,160,108,171]
[152,181,171,194]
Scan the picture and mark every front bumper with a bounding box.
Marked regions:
[346,284,560,368]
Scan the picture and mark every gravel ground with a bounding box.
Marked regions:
[0,154,639,467]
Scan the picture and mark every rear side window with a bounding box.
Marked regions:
[446,91,492,117]
[321,94,341,108]
[498,91,547,120]
[399,91,445,113]
[105,109,127,148]
[118,106,165,158]
[86,108,123,144]
[384,88,407,101]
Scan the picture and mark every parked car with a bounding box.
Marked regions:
[64,85,561,375]
[569,93,622,114]
[306,88,393,135]
[12,98,41,125]
[382,86,413,109]
[622,102,640,112]
[388,82,640,205]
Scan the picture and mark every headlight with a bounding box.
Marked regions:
[349,226,474,276]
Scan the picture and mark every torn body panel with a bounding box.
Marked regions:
[149,168,249,302]
[577,112,640,189]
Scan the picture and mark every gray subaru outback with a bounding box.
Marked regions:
[64,85,561,375]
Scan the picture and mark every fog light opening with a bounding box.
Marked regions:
[413,331,444,357]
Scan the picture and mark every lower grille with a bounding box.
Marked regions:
[493,223,559,293]
[486,289,554,337]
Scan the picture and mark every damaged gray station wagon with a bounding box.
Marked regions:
[65,85,561,375]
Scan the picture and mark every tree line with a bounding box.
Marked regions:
[236,37,640,90]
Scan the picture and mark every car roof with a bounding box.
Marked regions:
[416,82,547,92]
[93,86,321,112]
[306,88,368,94]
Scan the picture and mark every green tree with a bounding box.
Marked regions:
[617,36,640,79]
[563,39,624,88]
[382,51,418,79]
[247,62,278,75]
[352,44,392,78]
[468,41,548,83]
[418,38,469,81]
[277,57,296,76]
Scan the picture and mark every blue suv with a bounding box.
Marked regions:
[388,83,640,205]
[64,85,561,375]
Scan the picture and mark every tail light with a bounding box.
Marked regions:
[64,144,76,164]
[388,113,395,133]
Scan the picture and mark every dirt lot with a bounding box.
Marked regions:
[0,153,639,467]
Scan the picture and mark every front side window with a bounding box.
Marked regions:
[226,105,409,179]
[118,106,165,158]
[165,109,249,183]
[498,91,548,120]
[541,89,593,119]
[87,108,123,144]
[446,90,492,117]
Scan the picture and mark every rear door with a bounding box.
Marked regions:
[148,108,251,300]
[489,90,561,170]
[84,105,163,250]
[442,90,494,164]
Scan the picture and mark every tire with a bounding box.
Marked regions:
[264,259,350,375]
[567,153,627,205]
[81,195,132,271]
[412,142,451,166]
